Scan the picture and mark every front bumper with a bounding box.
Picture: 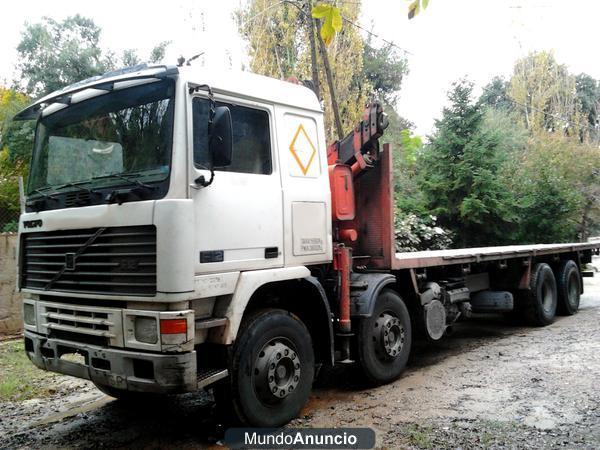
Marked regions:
[24,330,197,394]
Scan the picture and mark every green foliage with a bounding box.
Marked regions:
[17,15,109,96]
[419,80,517,247]
[0,340,60,401]
[575,73,600,142]
[383,105,426,217]
[501,133,589,243]
[508,51,584,137]
[0,88,34,163]
[363,41,408,103]
[311,3,342,46]
[408,0,430,19]
[239,0,369,142]
[0,149,24,214]
[480,77,513,111]
[399,129,422,166]
[16,15,171,97]
[395,214,453,252]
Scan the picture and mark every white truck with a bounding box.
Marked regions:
[15,64,600,426]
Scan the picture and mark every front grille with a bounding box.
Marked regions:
[38,301,124,347]
[21,225,157,296]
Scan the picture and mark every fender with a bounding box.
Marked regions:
[304,276,335,366]
[350,272,397,318]
[210,266,310,345]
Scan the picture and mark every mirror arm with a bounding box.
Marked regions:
[190,83,218,189]
[189,83,216,133]
[194,169,215,188]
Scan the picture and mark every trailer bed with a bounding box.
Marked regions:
[392,242,600,270]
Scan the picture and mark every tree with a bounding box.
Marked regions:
[0,88,33,163]
[238,0,370,142]
[508,51,583,137]
[17,15,110,96]
[0,90,30,230]
[419,80,516,247]
[575,73,600,143]
[16,15,170,97]
[480,77,512,111]
[362,40,408,104]
[501,133,598,243]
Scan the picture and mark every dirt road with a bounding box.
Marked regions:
[1,265,599,449]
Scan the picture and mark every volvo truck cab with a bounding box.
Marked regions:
[17,64,333,409]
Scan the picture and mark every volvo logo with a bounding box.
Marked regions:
[65,253,77,271]
[23,220,43,229]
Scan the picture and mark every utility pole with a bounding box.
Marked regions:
[306,0,321,100]
[316,22,344,140]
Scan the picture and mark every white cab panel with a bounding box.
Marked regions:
[154,200,195,293]
[275,107,332,266]
[292,202,328,256]
[189,93,284,274]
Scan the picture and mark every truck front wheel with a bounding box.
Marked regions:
[356,289,412,385]
[217,309,315,426]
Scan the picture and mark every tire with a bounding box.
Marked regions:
[523,263,557,326]
[356,289,412,385]
[217,309,315,427]
[556,260,581,316]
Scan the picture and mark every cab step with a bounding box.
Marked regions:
[197,368,228,389]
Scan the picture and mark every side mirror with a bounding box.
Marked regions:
[209,106,233,167]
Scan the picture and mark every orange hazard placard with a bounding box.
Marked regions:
[289,124,317,176]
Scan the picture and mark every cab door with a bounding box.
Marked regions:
[189,92,283,274]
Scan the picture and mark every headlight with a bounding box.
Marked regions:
[23,303,36,326]
[134,316,158,344]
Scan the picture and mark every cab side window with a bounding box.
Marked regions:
[193,98,272,175]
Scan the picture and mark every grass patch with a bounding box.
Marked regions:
[0,339,58,402]
[404,424,433,449]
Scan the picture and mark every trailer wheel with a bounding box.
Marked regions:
[523,263,557,326]
[356,289,412,385]
[217,309,314,427]
[556,260,581,316]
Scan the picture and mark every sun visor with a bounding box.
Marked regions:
[14,65,178,121]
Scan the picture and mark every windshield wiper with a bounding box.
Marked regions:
[52,182,98,195]
[92,173,158,204]
[91,173,156,190]
[29,188,59,201]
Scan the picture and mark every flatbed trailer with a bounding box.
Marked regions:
[393,242,600,269]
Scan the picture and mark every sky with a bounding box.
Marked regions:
[1,0,599,136]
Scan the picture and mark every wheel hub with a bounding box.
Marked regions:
[373,313,404,359]
[254,340,300,403]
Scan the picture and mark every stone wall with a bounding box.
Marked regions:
[0,233,21,335]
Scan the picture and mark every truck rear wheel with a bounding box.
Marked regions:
[556,260,581,316]
[217,309,314,427]
[523,263,557,326]
[356,289,412,385]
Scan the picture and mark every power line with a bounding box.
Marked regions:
[340,16,415,56]
[480,83,599,135]
[244,0,415,56]
[242,1,599,136]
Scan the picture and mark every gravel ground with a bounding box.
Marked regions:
[1,259,599,449]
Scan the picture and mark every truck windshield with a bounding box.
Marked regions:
[28,78,175,195]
